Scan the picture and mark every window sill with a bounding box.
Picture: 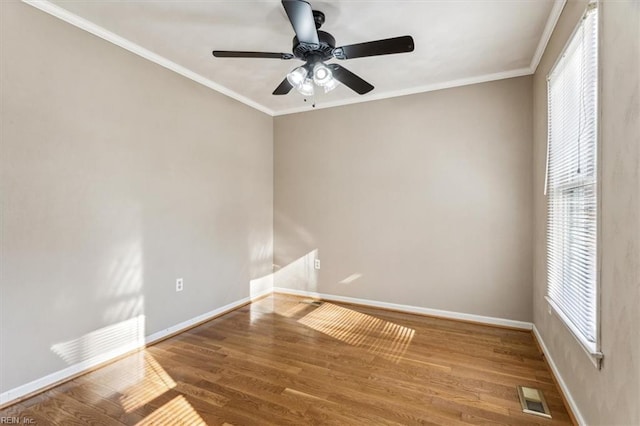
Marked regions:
[545,296,603,369]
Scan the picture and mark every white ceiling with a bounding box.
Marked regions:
[29,0,564,115]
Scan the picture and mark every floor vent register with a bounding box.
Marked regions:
[517,386,551,418]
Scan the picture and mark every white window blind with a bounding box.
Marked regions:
[546,4,600,359]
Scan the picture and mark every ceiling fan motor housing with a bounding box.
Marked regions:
[313,10,325,29]
[292,30,335,61]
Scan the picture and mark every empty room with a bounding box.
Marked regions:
[1,0,638,424]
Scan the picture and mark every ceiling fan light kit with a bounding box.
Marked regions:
[321,77,339,94]
[312,63,333,87]
[298,78,315,96]
[286,66,308,88]
[284,62,338,97]
[212,0,415,102]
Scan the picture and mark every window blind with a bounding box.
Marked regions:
[546,5,599,355]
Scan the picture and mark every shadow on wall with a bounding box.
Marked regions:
[273,211,364,293]
[48,208,274,369]
[248,228,274,298]
[50,234,146,368]
[339,273,363,284]
[273,210,316,274]
[272,249,319,292]
[50,315,145,366]
[248,249,318,324]
[273,210,326,294]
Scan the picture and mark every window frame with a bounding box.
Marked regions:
[544,1,603,369]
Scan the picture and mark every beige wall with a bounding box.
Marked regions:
[533,1,640,424]
[4,0,638,419]
[274,76,534,322]
[0,2,273,393]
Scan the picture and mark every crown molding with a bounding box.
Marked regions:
[530,0,567,73]
[23,0,566,117]
[21,0,275,116]
[273,66,533,116]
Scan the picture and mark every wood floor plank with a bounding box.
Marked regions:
[0,294,574,425]
[49,381,145,425]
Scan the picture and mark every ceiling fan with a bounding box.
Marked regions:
[212,0,415,97]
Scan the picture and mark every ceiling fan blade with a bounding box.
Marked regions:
[333,36,414,60]
[273,78,294,95]
[328,64,374,95]
[213,51,294,60]
[281,0,319,46]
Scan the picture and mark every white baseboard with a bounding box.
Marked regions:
[273,287,533,330]
[532,325,585,425]
[0,288,272,408]
[0,340,142,407]
[144,288,271,345]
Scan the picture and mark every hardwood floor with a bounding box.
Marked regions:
[1,293,573,425]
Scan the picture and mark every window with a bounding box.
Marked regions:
[545,3,601,365]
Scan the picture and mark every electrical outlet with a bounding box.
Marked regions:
[176,278,184,292]
[314,259,321,270]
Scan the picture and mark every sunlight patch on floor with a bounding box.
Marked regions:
[119,353,176,412]
[135,395,206,426]
[277,300,313,318]
[298,303,415,363]
[250,293,318,319]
